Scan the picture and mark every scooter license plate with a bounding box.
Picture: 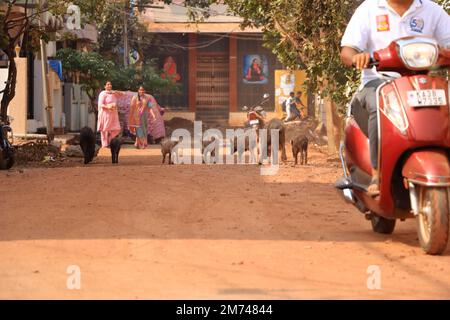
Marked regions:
[407,89,447,107]
[249,120,259,125]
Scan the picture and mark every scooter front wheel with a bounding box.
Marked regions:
[416,187,449,255]
[370,212,396,234]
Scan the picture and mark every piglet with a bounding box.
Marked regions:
[291,135,308,165]
[160,137,180,164]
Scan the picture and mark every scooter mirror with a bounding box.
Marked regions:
[263,93,269,99]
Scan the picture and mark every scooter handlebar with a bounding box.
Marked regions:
[368,57,379,68]
[351,57,379,69]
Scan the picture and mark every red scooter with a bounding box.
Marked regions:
[337,36,450,255]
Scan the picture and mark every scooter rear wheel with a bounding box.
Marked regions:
[416,187,449,255]
[370,212,396,234]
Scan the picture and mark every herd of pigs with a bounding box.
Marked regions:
[79,118,309,166]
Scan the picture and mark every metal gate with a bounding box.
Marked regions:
[195,54,229,125]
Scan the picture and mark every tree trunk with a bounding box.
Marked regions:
[332,105,343,149]
[307,89,315,119]
[324,96,337,155]
[0,48,17,123]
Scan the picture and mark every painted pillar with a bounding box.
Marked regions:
[229,34,238,112]
[188,33,197,112]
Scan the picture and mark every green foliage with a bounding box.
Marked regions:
[436,0,450,12]
[110,64,177,94]
[180,0,449,110]
[56,48,176,107]
[56,48,114,101]
[224,0,363,109]
[96,1,156,63]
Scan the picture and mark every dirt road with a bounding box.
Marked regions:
[0,145,449,299]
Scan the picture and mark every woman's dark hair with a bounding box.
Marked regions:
[137,85,145,101]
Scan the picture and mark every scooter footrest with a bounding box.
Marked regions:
[335,177,353,190]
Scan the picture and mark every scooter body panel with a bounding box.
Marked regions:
[402,149,450,186]
[344,74,450,219]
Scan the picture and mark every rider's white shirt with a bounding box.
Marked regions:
[341,0,450,86]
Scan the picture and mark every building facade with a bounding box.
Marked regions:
[139,3,285,126]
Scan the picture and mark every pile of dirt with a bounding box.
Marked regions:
[164,117,194,136]
[14,140,63,165]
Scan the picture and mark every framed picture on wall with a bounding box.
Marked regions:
[243,54,268,85]
[160,55,182,83]
[154,53,188,110]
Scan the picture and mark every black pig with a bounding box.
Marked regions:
[110,137,122,164]
[79,126,96,164]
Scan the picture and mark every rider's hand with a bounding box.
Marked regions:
[352,52,371,70]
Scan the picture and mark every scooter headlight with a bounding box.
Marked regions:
[400,41,438,70]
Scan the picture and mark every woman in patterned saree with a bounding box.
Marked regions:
[146,94,166,144]
[128,86,156,149]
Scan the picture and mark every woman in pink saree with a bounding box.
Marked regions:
[128,86,156,149]
[97,81,123,148]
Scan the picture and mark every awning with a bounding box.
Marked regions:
[48,60,63,81]
[139,3,261,34]
[141,22,261,33]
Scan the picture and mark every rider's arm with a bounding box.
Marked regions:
[340,47,371,70]
[341,3,370,70]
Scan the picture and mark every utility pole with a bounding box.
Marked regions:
[123,1,129,68]
[38,0,54,142]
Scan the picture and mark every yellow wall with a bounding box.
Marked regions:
[274,70,307,118]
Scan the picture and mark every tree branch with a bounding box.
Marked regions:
[273,16,305,66]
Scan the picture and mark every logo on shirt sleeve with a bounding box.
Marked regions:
[410,17,424,33]
[376,15,390,32]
